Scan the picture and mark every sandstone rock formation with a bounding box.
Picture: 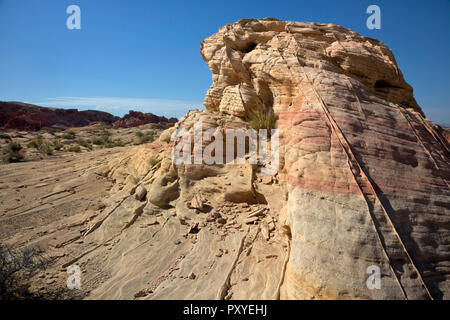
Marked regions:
[113,110,177,128]
[1,18,449,300]
[440,126,450,144]
[0,101,119,131]
[200,18,450,299]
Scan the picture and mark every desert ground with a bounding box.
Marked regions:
[0,122,288,300]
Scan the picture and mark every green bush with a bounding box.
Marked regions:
[148,157,159,168]
[26,138,43,149]
[245,108,277,135]
[133,131,155,145]
[92,137,104,145]
[77,139,92,150]
[26,138,53,155]
[61,130,76,140]
[139,134,154,144]
[3,142,24,163]
[104,141,115,148]
[93,135,123,148]
[53,140,63,151]
[40,143,53,155]
[113,138,124,147]
[68,145,81,153]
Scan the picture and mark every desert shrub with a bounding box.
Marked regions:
[133,131,154,145]
[46,129,58,136]
[0,245,50,300]
[153,123,165,130]
[162,136,171,144]
[26,138,43,149]
[27,138,53,155]
[98,123,112,130]
[104,138,123,148]
[135,131,144,138]
[139,134,154,144]
[53,140,63,151]
[0,133,11,140]
[92,137,104,145]
[68,145,81,153]
[40,143,53,155]
[61,130,76,140]
[113,138,124,147]
[77,139,92,150]
[246,108,276,134]
[245,108,277,135]
[100,135,110,143]
[148,157,159,168]
[101,129,111,136]
[3,142,24,163]
[94,134,122,148]
[8,142,22,152]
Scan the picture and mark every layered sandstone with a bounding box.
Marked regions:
[1,19,449,301]
[440,126,450,144]
[200,18,450,299]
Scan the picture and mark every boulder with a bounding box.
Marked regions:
[189,194,205,212]
[148,158,179,208]
[135,186,147,201]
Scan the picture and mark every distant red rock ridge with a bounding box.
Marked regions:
[112,110,177,128]
[0,101,177,131]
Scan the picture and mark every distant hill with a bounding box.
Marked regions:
[0,101,177,131]
[112,110,177,128]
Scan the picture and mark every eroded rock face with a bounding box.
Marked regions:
[5,19,448,301]
[440,126,450,144]
[201,18,450,299]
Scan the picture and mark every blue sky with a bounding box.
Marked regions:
[0,0,449,125]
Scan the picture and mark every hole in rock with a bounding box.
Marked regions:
[242,42,257,53]
[374,80,403,93]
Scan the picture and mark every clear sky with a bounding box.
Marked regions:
[0,0,449,124]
